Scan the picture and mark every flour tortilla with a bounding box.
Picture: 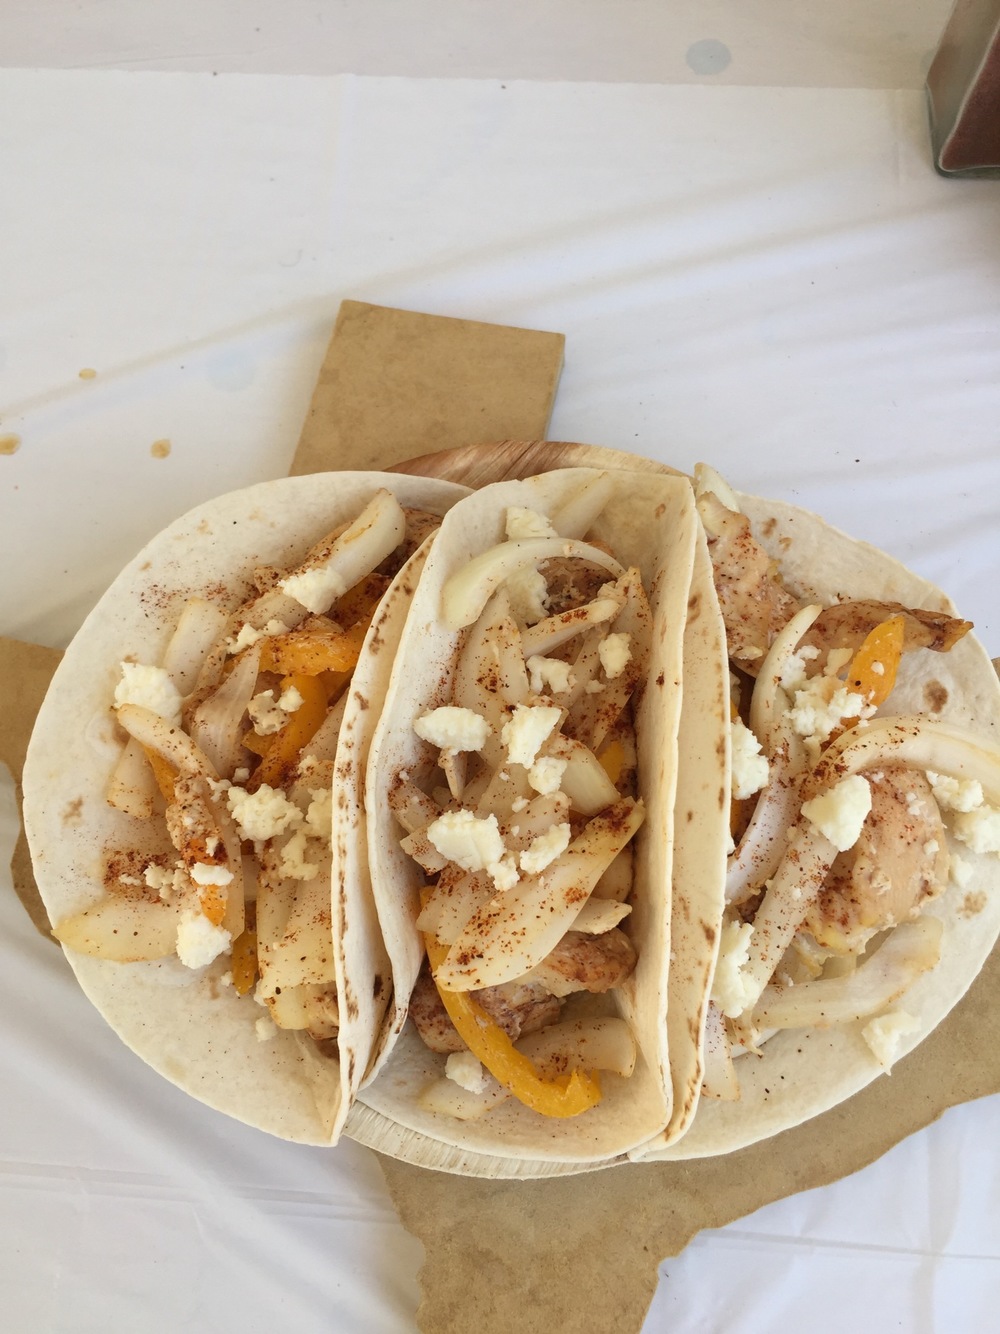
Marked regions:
[358,468,699,1166]
[641,489,1000,1161]
[23,471,469,1144]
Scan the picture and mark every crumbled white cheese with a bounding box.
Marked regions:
[144,861,187,899]
[505,506,557,540]
[279,683,304,713]
[501,704,561,768]
[862,1010,919,1071]
[801,775,872,852]
[227,623,263,654]
[505,566,549,624]
[927,771,985,814]
[528,755,568,796]
[777,645,820,694]
[952,806,1000,856]
[711,919,756,1019]
[226,784,303,842]
[232,766,250,785]
[255,1015,278,1042]
[175,907,232,969]
[305,787,333,839]
[598,632,631,680]
[114,663,183,724]
[730,718,770,801]
[414,706,490,752]
[511,796,529,813]
[584,680,604,694]
[951,854,974,889]
[189,862,234,887]
[788,677,866,748]
[526,654,574,695]
[279,565,347,614]
[870,660,885,677]
[225,617,291,656]
[488,853,520,892]
[117,874,142,887]
[445,1050,487,1093]
[278,828,320,881]
[519,823,571,876]
[426,809,505,873]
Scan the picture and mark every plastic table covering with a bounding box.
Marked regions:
[3,40,1000,1334]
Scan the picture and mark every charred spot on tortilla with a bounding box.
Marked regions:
[62,798,84,823]
[962,892,987,917]
[924,679,948,712]
[656,672,665,686]
[687,591,701,620]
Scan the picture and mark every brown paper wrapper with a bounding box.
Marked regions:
[9,300,1000,1334]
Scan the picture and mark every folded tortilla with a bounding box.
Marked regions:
[23,471,469,1144]
[640,484,1000,1161]
[356,468,702,1166]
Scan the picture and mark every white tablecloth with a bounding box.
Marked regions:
[3,60,999,1333]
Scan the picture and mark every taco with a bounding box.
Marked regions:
[640,465,1000,1160]
[356,467,707,1164]
[22,471,470,1144]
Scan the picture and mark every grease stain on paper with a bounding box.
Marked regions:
[151,439,172,459]
[0,434,21,455]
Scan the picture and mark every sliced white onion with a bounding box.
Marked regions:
[547,734,620,816]
[115,704,219,781]
[436,798,644,992]
[738,821,841,1014]
[726,723,805,905]
[810,716,1000,805]
[442,538,624,631]
[700,1002,740,1101]
[752,917,942,1029]
[749,603,822,753]
[53,894,184,962]
[162,597,230,693]
[692,462,741,513]
[548,472,617,538]
[520,594,623,659]
[279,489,406,614]
[571,897,631,934]
[106,738,159,818]
[189,644,261,779]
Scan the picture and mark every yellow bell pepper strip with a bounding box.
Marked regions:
[847,614,906,709]
[197,883,227,927]
[259,615,375,676]
[597,738,625,787]
[246,673,329,792]
[827,615,906,746]
[142,746,177,803]
[331,571,391,626]
[230,924,258,996]
[422,926,602,1119]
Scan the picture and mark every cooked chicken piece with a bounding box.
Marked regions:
[526,927,637,998]
[697,491,801,675]
[801,767,949,955]
[409,969,466,1053]
[474,980,563,1040]
[408,967,562,1053]
[378,507,443,578]
[540,557,618,617]
[801,600,972,662]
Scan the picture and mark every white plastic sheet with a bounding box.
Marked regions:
[2,70,999,1332]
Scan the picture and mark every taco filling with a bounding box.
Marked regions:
[387,498,660,1121]
[51,490,444,1052]
[693,465,1000,1099]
